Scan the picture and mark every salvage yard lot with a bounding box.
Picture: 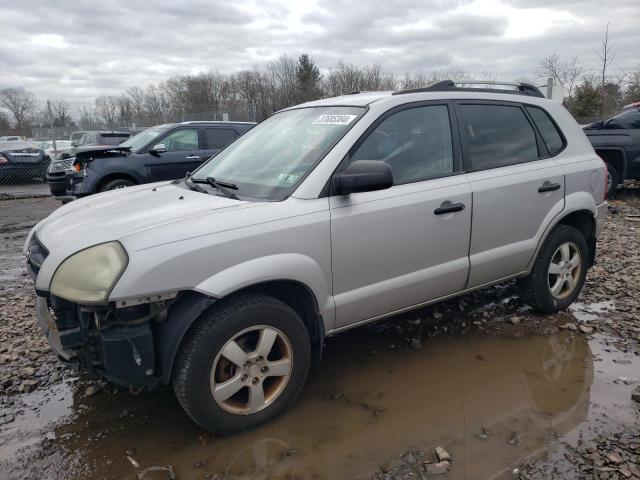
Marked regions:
[0,189,639,479]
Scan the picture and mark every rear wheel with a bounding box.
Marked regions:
[519,225,589,313]
[172,293,311,434]
[605,162,619,198]
[99,178,136,192]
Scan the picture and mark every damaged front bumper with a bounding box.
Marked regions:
[34,292,166,390]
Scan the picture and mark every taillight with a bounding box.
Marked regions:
[601,157,608,201]
[0,154,8,165]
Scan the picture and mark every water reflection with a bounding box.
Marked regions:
[30,331,594,479]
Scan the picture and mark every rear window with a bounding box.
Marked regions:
[458,104,539,171]
[205,128,238,149]
[525,106,564,156]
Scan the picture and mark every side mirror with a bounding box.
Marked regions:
[150,143,166,155]
[332,160,393,195]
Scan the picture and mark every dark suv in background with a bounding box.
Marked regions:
[47,131,132,196]
[584,102,640,195]
[55,121,254,199]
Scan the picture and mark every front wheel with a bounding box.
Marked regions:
[172,293,311,434]
[99,178,136,192]
[519,225,589,313]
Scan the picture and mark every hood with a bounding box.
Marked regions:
[74,145,131,160]
[35,181,262,256]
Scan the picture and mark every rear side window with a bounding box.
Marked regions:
[525,106,564,156]
[351,105,454,185]
[205,128,238,149]
[458,104,539,171]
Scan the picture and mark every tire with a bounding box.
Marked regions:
[518,225,589,313]
[99,178,136,192]
[605,162,619,198]
[172,293,311,434]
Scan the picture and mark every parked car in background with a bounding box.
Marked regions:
[69,131,88,145]
[59,121,254,198]
[0,135,23,142]
[48,131,131,196]
[27,81,607,433]
[59,131,131,159]
[0,141,48,183]
[38,140,73,160]
[583,102,640,195]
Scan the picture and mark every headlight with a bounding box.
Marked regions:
[50,242,128,304]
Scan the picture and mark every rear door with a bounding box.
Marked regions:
[330,102,472,328]
[201,127,239,160]
[145,127,202,181]
[456,101,566,287]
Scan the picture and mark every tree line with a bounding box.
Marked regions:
[1,29,639,137]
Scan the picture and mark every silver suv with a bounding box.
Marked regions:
[26,80,607,434]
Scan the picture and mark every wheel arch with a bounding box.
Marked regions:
[595,147,627,180]
[528,200,598,273]
[95,172,141,192]
[159,276,327,385]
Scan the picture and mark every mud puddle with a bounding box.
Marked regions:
[2,328,638,480]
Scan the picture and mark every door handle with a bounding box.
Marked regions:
[538,182,561,193]
[434,202,465,215]
[185,155,200,160]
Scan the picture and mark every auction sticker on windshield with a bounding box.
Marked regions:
[312,114,358,125]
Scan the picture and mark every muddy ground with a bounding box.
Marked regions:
[0,190,639,480]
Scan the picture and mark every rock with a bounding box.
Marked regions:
[508,431,522,446]
[20,367,35,376]
[579,325,594,334]
[401,451,417,464]
[477,427,492,439]
[510,317,521,325]
[423,461,450,475]
[435,446,451,462]
[632,386,640,403]
[605,452,623,464]
[84,385,101,397]
[560,323,578,331]
[619,467,632,478]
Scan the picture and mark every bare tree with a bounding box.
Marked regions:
[49,98,72,127]
[538,54,583,98]
[0,86,37,129]
[95,95,120,128]
[596,22,615,117]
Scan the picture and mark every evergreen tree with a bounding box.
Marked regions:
[295,54,323,102]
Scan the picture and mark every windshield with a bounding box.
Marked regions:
[191,106,365,200]
[120,126,170,152]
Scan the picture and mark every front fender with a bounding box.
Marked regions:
[194,253,333,321]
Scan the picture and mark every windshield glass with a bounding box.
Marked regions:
[120,126,170,151]
[191,106,365,200]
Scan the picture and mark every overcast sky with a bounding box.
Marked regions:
[0,0,638,101]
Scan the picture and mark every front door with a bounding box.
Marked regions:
[146,127,202,181]
[455,101,566,287]
[330,103,472,328]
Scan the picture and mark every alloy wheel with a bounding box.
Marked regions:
[547,242,582,299]
[210,326,293,415]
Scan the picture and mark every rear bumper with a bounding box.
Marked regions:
[595,201,608,238]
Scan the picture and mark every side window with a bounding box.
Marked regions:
[351,105,454,185]
[458,104,539,171]
[526,106,565,156]
[205,128,238,149]
[161,128,199,152]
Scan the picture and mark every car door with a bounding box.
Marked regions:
[330,103,472,328]
[145,127,202,181]
[201,127,239,161]
[455,101,566,288]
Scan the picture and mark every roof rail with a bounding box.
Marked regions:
[393,79,545,98]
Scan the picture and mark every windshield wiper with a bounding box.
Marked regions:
[191,177,239,200]
[181,174,209,194]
